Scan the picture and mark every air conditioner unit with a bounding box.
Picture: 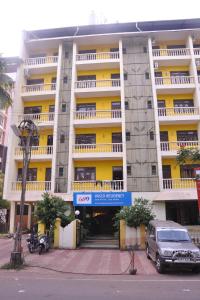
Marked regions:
[154,62,159,69]
[24,69,30,78]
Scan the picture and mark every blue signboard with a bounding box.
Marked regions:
[73,192,132,207]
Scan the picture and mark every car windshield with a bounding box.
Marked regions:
[157,230,191,242]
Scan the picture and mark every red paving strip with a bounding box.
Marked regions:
[0,239,158,276]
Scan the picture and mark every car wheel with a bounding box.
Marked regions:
[146,245,150,259]
[156,255,165,274]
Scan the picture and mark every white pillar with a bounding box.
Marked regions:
[27,204,32,230]
[9,201,16,234]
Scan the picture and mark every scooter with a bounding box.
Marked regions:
[26,233,39,253]
[38,234,50,255]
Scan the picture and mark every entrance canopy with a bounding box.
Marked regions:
[73,192,132,207]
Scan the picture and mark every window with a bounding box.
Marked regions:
[24,106,42,114]
[145,72,150,79]
[152,46,160,50]
[147,100,152,109]
[49,105,55,113]
[20,136,39,147]
[154,71,162,78]
[63,76,68,84]
[173,99,194,108]
[123,48,126,54]
[17,205,28,215]
[78,49,96,54]
[143,47,147,53]
[125,101,129,110]
[149,131,154,140]
[26,78,44,85]
[111,102,121,110]
[60,134,65,143]
[61,103,66,112]
[75,134,96,144]
[77,75,96,88]
[59,167,64,177]
[151,165,157,176]
[65,52,69,58]
[17,168,37,181]
[29,53,46,58]
[176,130,198,142]
[170,71,189,77]
[126,132,131,141]
[167,45,186,49]
[180,164,200,179]
[75,167,96,181]
[157,100,166,116]
[127,166,131,176]
[110,48,119,52]
[76,103,96,111]
[124,73,128,80]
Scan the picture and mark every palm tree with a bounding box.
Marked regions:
[0,56,13,109]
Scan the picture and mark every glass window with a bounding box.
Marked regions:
[76,103,96,111]
[176,130,198,141]
[75,167,96,181]
[17,168,37,181]
[26,79,44,85]
[173,99,194,108]
[180,164,200,178]
[75,134,96,144]
[157,230,190,242]
[167,45,186,49]
[59,167,64,177]
[24,106,42,114]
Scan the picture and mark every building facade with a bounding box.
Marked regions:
[4,19,200,234]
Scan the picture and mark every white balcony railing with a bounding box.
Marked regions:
[72,180,124,191]
[153,48,190,57]
[15,146,53,157]
[74,110,122,120]
[163,178,195,189]
[18,113,54,124]
[75,79,120,89]
[12,181,51,191]
[155,76,194,86]
[73,143,123,153]
[76,52,120,61]
[158,107,199,117]
[24,56,58,66]
[194,48,200,56]
[160,141,199,152]
[22,83,56,93]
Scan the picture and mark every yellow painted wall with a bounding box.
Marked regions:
[156,66,189,77]
[78,45,119,52]
[29,72,57,84]
[24,100,55,113]
[76,96,120,110]
[157,94,194,108]
[74,160,123,180]
[160,124,197,142]
[154,41,186,48]
[17,161,51,181]
[77,69,120,80]
[75,127,121,143]
[29,49,58,57]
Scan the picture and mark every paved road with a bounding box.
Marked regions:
[0,271,200,300]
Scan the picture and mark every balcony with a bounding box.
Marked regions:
[14,146,53,161]
[24,56,58,74]
[76,52,120,70]
[158,107,199,124]
[160,141,199,157]
[18,113,54,127]
[152,48,191,66]
[72,180,124,191]
[72,143,123,160]
[163,178,195,189]
[155,76,195,94]
[11,181,51,191]
[74,79,121,97]
[73,110,122,127]
[21,83,56,100]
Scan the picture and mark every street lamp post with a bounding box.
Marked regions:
[10,119,38,266]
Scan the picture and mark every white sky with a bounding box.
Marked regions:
[1,0,200,56]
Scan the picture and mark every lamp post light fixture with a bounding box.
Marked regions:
[10,119,38,266]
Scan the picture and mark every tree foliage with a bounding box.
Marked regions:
[0,56,13,109]
[34,193,74,229]
[176,147,200,165]
[115,197,155,228]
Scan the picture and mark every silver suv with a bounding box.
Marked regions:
[146,220,200,273]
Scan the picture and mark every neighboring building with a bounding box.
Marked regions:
[4,19,200,236]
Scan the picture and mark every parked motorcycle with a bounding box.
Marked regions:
[38,234,50,255]
[26,233,39,253]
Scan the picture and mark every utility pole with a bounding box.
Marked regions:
[10,119,38,266]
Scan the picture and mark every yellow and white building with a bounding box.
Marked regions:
[4,19,200,234]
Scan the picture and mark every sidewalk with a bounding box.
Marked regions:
[0,238,157,275]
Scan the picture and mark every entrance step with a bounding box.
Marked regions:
[80,235,119,249]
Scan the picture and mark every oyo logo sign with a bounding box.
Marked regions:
[76,194,92,205]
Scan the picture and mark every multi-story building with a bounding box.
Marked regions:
[0,109,8,173]
[4,19,200,237]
